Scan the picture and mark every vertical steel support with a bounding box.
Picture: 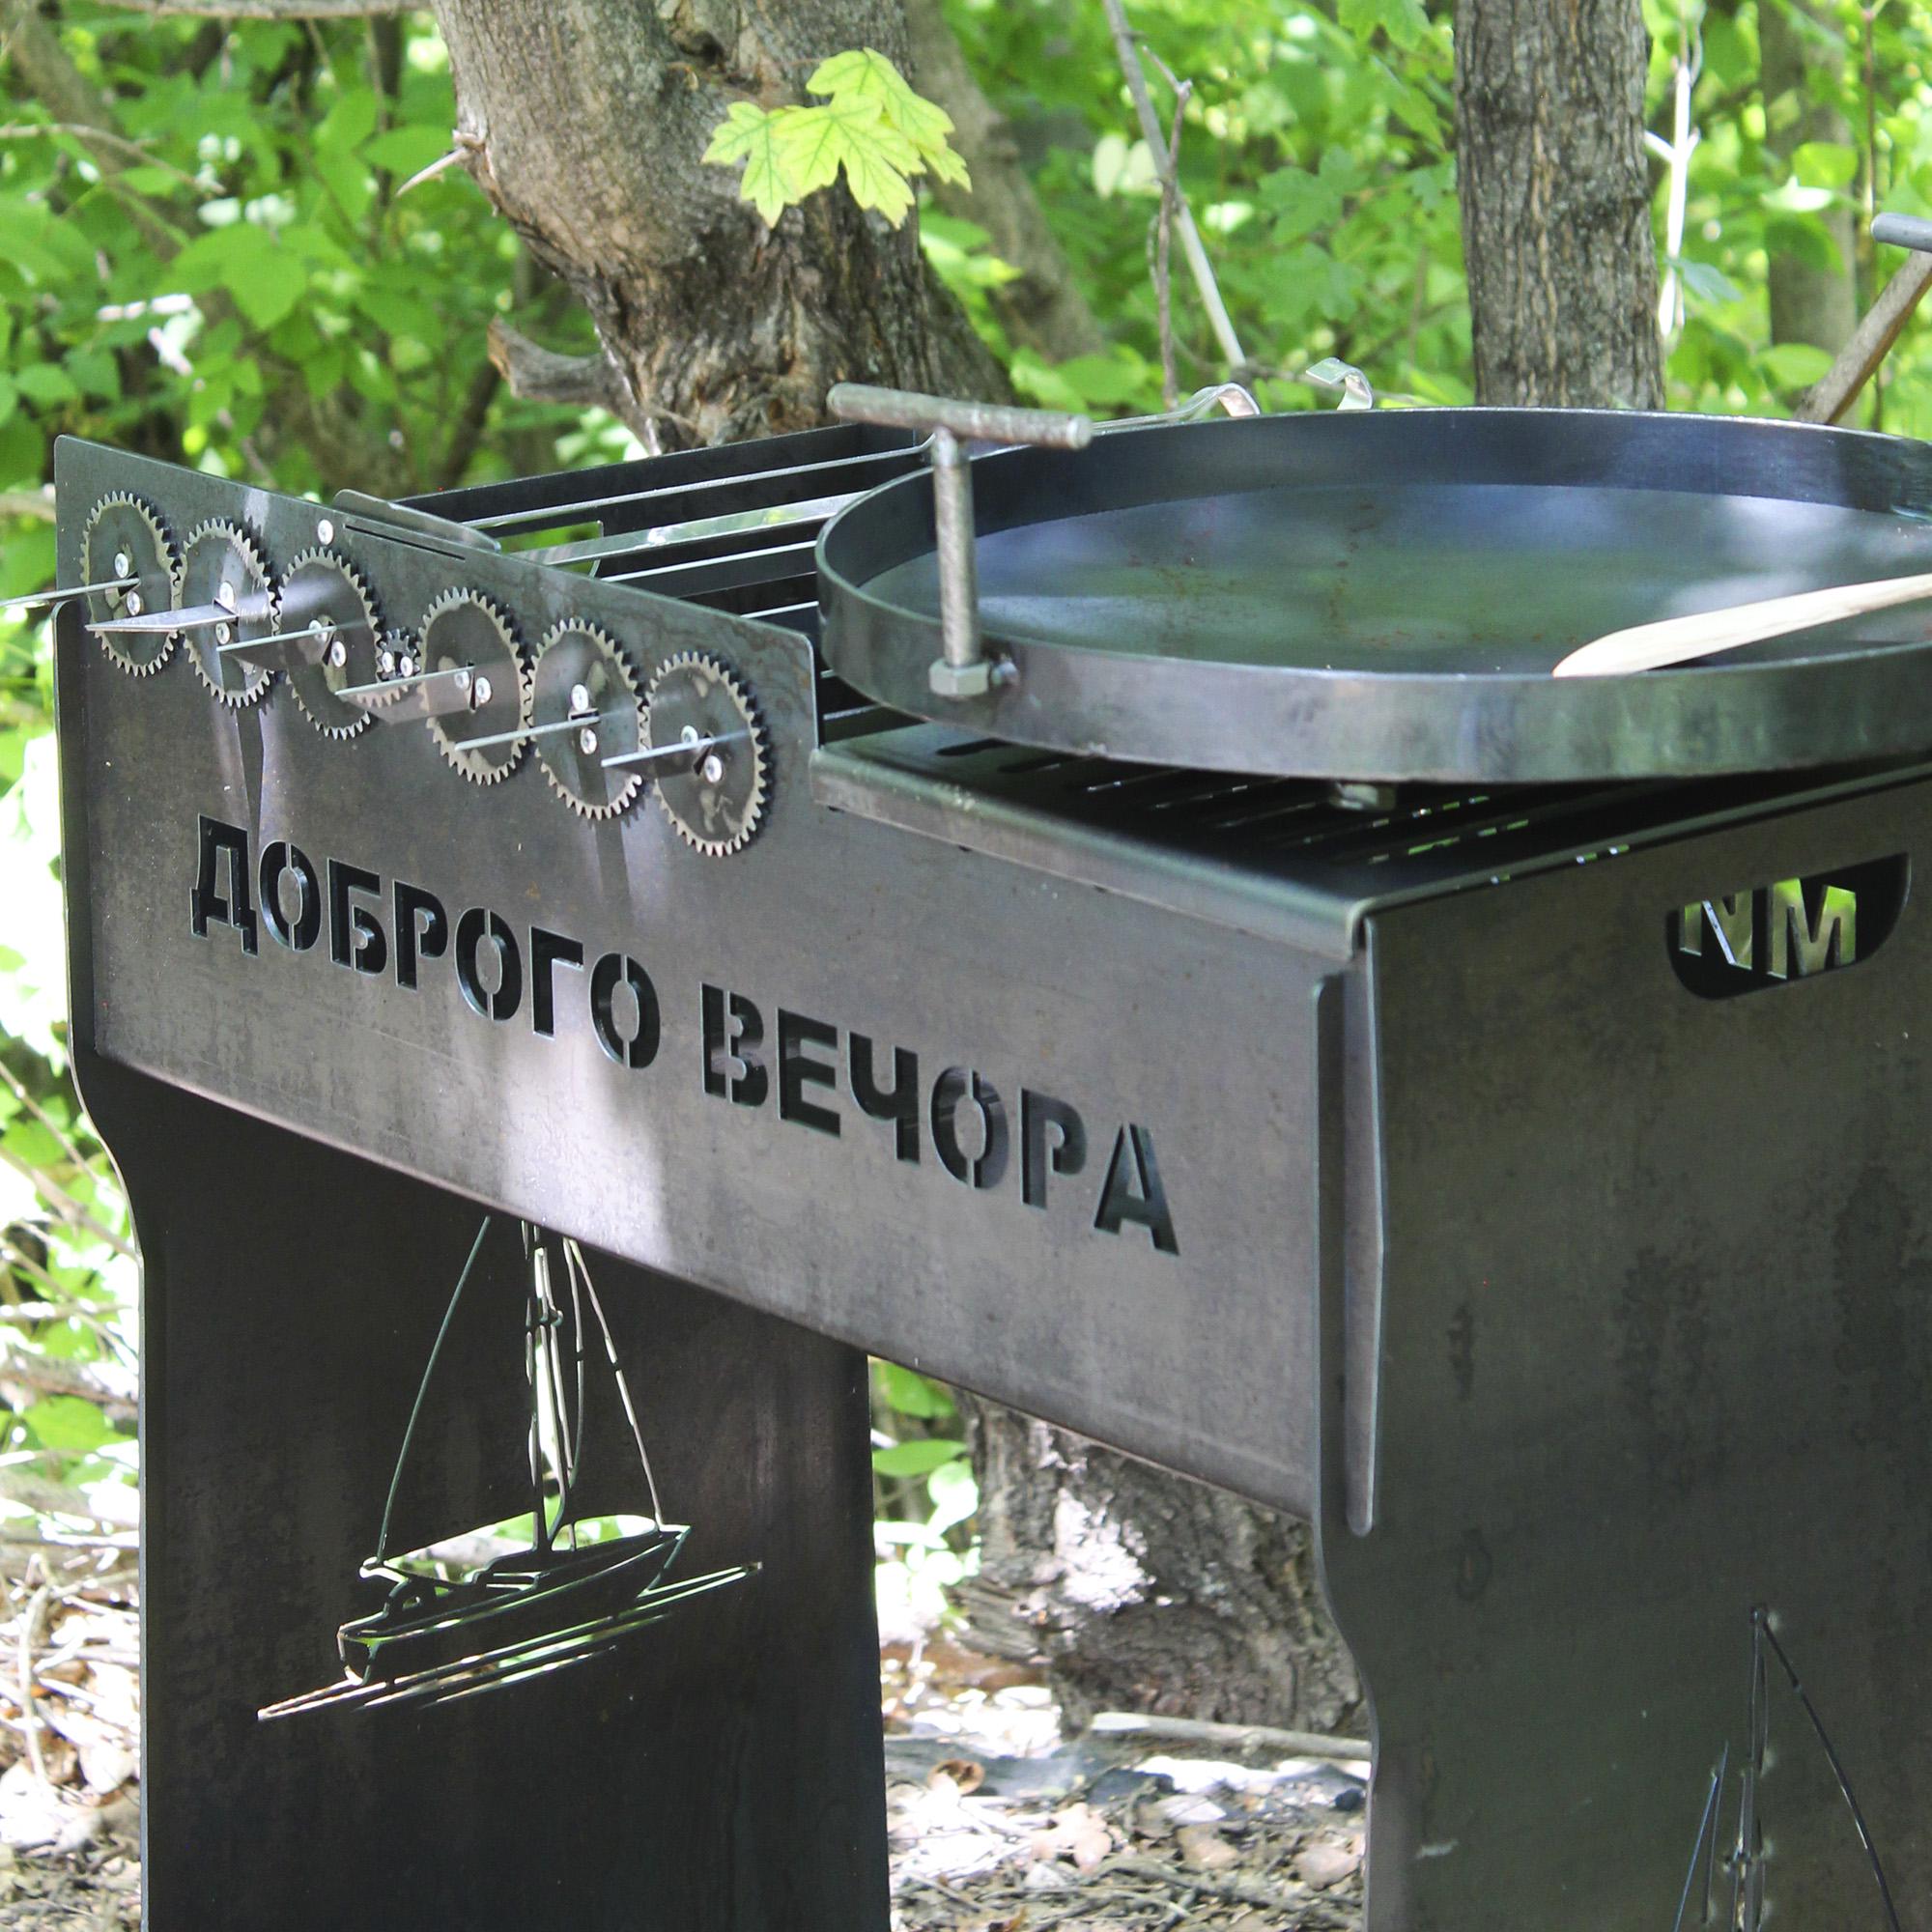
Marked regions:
[78,1056,888,1932]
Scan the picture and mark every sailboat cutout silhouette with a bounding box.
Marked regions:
[260,1219,756,1719]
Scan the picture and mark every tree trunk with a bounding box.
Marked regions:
[429,0,1001,445]
[954,1406,1361,1735]
[1759,0,1858,354]
[1455,0,1662,407]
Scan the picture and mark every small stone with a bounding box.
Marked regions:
[1296,1839,1363,1889]
[1177,1823,1241,1870]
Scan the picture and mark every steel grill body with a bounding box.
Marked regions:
[47,413,1932,1929]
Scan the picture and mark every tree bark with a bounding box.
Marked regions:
[429,0,1002,445]
[1758,0,1857,353]
[903,0,1106,364]
[954,1407,1361,1734]
[1455,0,1662,407]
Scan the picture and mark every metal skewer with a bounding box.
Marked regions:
[600,731,744,772]
[526,496,858,570]
[90,599,268,637]
[1,576,139,615]
[216,626,333,656]
[335,665,472,699]
[451,712,601,754]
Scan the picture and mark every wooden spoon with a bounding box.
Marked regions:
[1550,568,1932,677]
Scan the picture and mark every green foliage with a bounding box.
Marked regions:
[704,50,967,227]
[943,0,1465,415]
[0,12,638,1557]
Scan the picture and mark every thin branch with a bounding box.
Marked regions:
[1799,251,1932,423]
[486,319,630,412]
[439,355,500,489]
[0,490,54,522]
[1088,1709,1372,1760]
[99,0,400,14]
[0,1273,135,1363]
[1152,76,1191,410]
[1097,0,1244,371]
[0,1349,136,1424]
[0,1145,136,1261]
[15,1581,50,1784]
[0,118,201,187]
[0,1061,96,1183]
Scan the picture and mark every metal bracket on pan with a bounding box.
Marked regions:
[828,384,1094,698]
[826,381,1278,699]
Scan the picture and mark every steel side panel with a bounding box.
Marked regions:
[1326,779,1932,1928]
[56,448,1325,1520]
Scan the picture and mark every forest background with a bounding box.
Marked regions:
[0,0,1922,1629]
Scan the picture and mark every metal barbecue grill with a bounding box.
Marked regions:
[43,381,1932,1932]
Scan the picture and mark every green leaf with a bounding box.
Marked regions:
[703,100,804,227]
[809,47,954,159]
[1675,258,1743,306]
[173,224,309,330]
[14,364,78,408]
[66,350,121,403]
[1339,0,1430,51]
[363,125,457,179]
[20,1396,120,1456]
[871,1437,967,1478]
[1791,141,1859,190]
[876,1361,957,1419]
[1759,341,1833,388]
[315,82,380,158]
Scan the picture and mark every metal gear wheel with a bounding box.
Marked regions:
[645,650,770,857]
[181,520,276,707]
[81,494,181,676]
[530,622,646,819]
[280,549,383,740]
[351,630,423,718]
[420,588,528,785]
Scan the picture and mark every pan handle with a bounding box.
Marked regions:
[828,379,1282,699]
[830,384,1104,699]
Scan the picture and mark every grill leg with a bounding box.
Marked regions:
[86,1058,888,1932]
[1315,873,1932,1931]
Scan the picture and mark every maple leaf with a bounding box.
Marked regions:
[701,100,802,228]
[702,49,964,229]
[810,47,971,190]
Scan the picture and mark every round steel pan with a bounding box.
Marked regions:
[816,407,1932,782]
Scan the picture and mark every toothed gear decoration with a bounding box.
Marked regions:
[182,521,276,706]
[530,622,646,819]
[421,589,528,785]
[82,494,181,676]
[646,650,769,857]
[281,550,382,739]
[357,630,423,717]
